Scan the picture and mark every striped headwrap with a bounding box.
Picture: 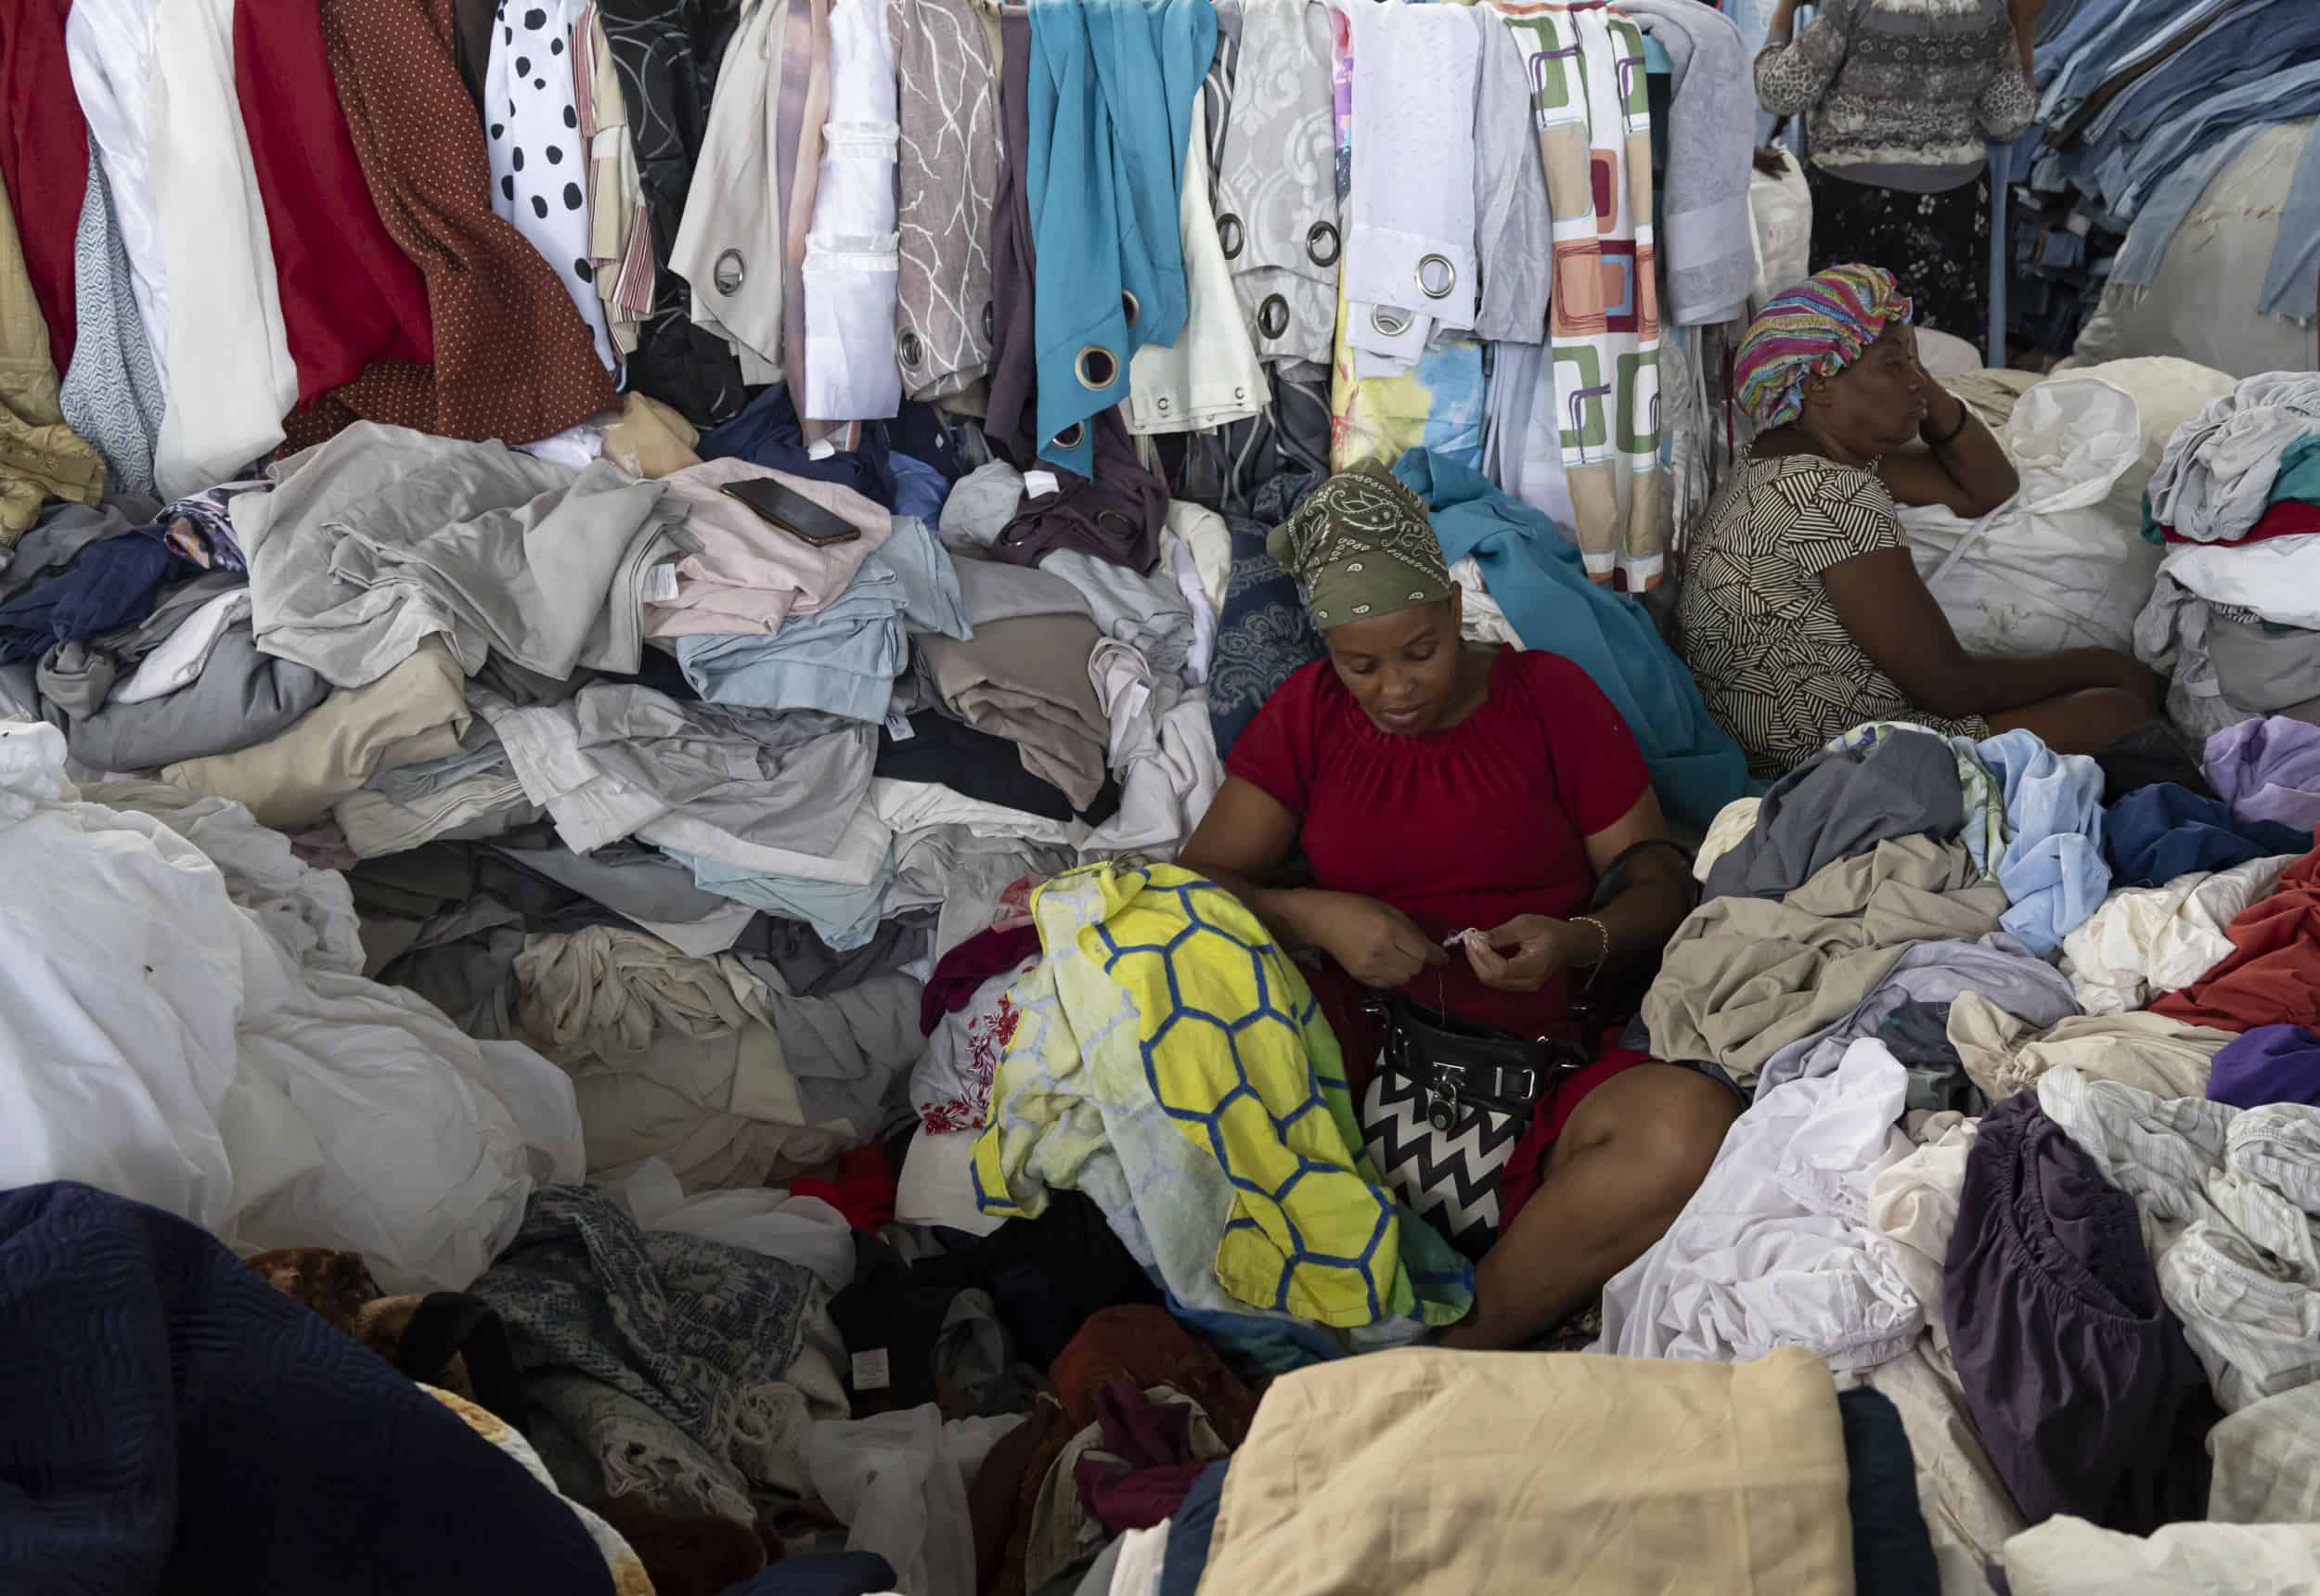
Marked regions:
[1733,264,1914,431]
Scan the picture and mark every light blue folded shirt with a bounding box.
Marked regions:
[1977,728,2110,955]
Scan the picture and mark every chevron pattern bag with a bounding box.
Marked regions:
[1357,997,1592,1260]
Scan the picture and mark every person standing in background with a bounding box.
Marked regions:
[1755,0,2040,341]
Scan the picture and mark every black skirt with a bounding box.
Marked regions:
[1806,163,1991,344]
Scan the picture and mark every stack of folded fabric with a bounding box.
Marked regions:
[2137,375,2320,739]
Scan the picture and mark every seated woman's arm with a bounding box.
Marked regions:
[1820,546,2152,719]
[1462,791,1692,994]
[1179,777,1446,989]
[1877,380,2018,519]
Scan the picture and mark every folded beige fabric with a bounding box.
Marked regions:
[1946,997,2232,1102]
[2210,1384,2320,1525]
[513,925,921,1189]
[162,639,470,828]
[918,613,1109,810]
[601,393,701,480]
[1643,834,2007,1083]
[0,177,102,538]
[1198,1346,1851,1596]
[2004,1515,2320,1595]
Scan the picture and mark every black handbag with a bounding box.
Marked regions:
[1353,841,1695,1258]
[1357,997,1594,1260]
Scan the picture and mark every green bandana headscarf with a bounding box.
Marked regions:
[1266,462,1453,630]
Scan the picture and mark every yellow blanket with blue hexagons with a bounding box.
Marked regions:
[971,861,1471,1329]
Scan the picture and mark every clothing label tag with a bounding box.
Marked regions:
[884,709,914,741]
[851,1348,891,1392]
[1023,469,1061,498]
[806,437,839,461]
[643,562,680,603]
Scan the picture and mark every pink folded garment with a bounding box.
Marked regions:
[641,458,894,637]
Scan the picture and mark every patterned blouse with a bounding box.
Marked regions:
[1678,454,1987,779]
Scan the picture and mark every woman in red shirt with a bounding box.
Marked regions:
[1179,464,1739,1350]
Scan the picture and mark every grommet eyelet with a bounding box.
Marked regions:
[1051,421,1086,450]
[1075,344,1118,390]
[1417,253,1457,301]
[1156,396,1171,412]
[898,328,922,367]
[1306,221,1340,267]
[1232,386,1245,401]
[1257,294,1290,340]
[1370,306,1411,338]
[713,250,745,295]
[981,302,995,341]
[1218,213,1244,260]
[1120,290,1140,328]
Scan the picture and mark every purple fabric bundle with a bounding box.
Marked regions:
[2207,716,2320,835]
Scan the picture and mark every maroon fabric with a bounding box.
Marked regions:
[989,411,1168,573]
[983,6,1037,461]
[1070,1381,1213,1538]
[235,0,434,405]
[2151,842,2320,1033]
[918,923,1043,1036]
[2161,499,2320,547]
[305,0,617,447]
[1228,648,1651,1036]
[1493,1041,1653,1227]
[0,0,84,372]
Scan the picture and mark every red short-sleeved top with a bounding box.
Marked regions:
[1225,647,1650,1036]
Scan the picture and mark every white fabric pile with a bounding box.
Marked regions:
[0,720,580,1291]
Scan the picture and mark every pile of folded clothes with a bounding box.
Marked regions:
[2137,373,2320,739]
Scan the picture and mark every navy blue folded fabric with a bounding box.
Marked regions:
[696,384,896,508]
[2103,782,2311,887]
[1158,1460,1229,1596]
[0,1181,614,1596]
[0,530,195,664]
[715,1551,897,1596]
[1837,1387,1938,1596]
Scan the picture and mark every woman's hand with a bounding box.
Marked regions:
[1301,893,1447,990]
[1462,915,1591,994]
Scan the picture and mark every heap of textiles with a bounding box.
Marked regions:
[1998,0,2320,360]
[2136,380,2320,740]
[8,0,2320,1592]
[2,0,1777,604]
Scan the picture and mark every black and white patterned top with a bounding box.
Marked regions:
[1678,454,1987,779]
[487,0,617,374]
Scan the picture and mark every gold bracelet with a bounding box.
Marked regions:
[1572,915,1611,989]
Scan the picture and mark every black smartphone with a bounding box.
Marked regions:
[719,476,862,547]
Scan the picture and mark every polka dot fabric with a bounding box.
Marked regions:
[298,0,616,449]
[486,0,617,373]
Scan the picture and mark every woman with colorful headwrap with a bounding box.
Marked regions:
[1679,264,2153,778]
[1179,461,1739,1351]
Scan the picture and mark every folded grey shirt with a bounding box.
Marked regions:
[45,622,329,772]
[244,422,695,689]
[950,553,1094,627]
[571,682,877,857]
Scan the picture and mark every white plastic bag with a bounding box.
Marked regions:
[805,1406,1025,1596]
[1901,377,2153,656]
[615,1158,857,1293]
[1747,154,1811,306]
